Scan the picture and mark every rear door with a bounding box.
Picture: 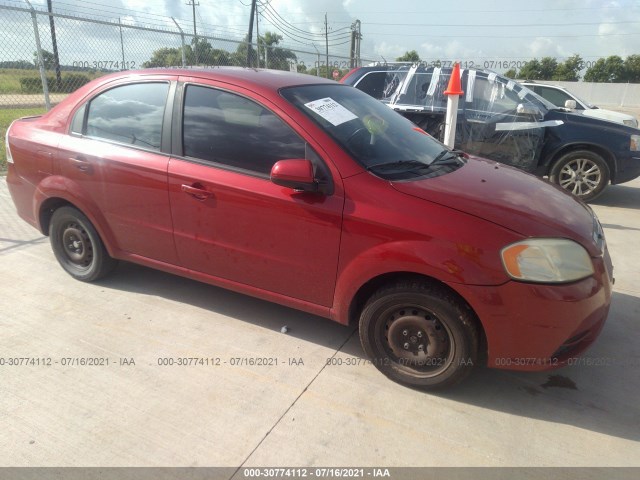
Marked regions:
[57,79,178,263]
[167,80,344,307]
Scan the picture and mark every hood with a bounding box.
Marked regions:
[390,157,599,255]
[581,108,637,127]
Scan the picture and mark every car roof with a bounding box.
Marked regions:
[92,67,338,94]
[522,82,567,91]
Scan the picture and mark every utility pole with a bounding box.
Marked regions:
[186,0,199,65]
[247,0,257,67]
[350,20,361,68]
[255,2,260,67]
[325,13,329,79]
[47,0,62,89]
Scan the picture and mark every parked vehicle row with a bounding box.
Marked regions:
[341,64,640,201]
[5,68,613,389]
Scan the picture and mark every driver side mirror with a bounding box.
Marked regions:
[564,99,577,110]
[270,159,319,193]
[516,103,541,116]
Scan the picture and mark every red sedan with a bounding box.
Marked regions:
[5,68,613,389]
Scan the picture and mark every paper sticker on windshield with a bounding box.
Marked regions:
[304,97,358,126]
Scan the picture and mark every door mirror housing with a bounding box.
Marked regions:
[564,99,577,110]
[271,159,319,193]
[516,103,541,117]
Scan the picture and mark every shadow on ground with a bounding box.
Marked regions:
[592,184,640,209]
[99,262,640,444]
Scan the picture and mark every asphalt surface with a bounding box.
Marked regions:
[1,176,639,470]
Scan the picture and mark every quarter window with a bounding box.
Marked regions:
[85,83,169,151]
[182,85,305,175]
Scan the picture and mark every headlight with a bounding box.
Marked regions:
[624,119,638,128]
[501,238,594,283]
[631,134,640,151]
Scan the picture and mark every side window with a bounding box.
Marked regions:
[538,87,573,108]
[70,104,85,134]
[469,77,520,114]
[85,83,169,151]
[182,85,305,175]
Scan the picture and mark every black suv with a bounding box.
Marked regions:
[341,64,640,201]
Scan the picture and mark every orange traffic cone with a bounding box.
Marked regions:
[444,62,464,96]
[443,62,463,148]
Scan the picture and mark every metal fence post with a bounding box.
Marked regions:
[118,17,126,69]
[24,0,51,110]
[172,17,187,67]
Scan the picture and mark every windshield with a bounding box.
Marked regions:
[570,91,596,109]
[281,84,449,175]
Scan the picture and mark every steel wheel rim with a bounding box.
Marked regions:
[378,304,455,378]
[61,222,93,269]
[558,158,602,197]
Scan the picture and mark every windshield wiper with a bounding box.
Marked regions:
[430,149,466,165]
[366,159,430,172]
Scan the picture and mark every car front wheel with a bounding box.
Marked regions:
[359,282,479,390]
[549,150,610,202]
[49,206,117,282]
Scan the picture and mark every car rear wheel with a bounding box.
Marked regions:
[49,206,117,282]
[359,282,479,390]
[549,150,610,202]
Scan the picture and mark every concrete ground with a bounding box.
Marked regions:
[1,176,639,470]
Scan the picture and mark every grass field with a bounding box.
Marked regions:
[0,68,105,94]
[0,107,46,172]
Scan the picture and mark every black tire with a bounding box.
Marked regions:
[359,282,479,390]
[549,150,610,202]
[49,206,117,282]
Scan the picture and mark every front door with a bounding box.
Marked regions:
[168,83,343,306]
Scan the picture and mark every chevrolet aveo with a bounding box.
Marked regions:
[5,68,614,389]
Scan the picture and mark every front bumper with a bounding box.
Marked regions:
[613,154,640,185]
[453,248,613,371]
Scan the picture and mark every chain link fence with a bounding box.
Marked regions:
[0,2,374,111]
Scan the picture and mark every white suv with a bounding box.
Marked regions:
[522,82,638,128]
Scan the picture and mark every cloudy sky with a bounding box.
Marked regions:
[3,0,640,72]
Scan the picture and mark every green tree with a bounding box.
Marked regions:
[553,54,584,81]
[518,57,558,80]
[584,55,625,82]
[518,59,541,80]
[142,47,185,68]
[503,68,517,79]
[33,50,55,70]
[539,57,559,80]
[396,50,421,62]
[624,54,640,82]
[257,32,297,71]
[143,39,234,68]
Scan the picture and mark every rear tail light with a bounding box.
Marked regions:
[5,121,15,164]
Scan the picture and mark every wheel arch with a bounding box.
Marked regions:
[34,178,120,258]
[545,143,616,179]
[39,197,74,236]
[346,271,488,362]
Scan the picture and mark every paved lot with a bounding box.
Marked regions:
[1,176,639,470]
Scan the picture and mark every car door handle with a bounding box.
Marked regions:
[181,183,213,200]
[69,156,92,173]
